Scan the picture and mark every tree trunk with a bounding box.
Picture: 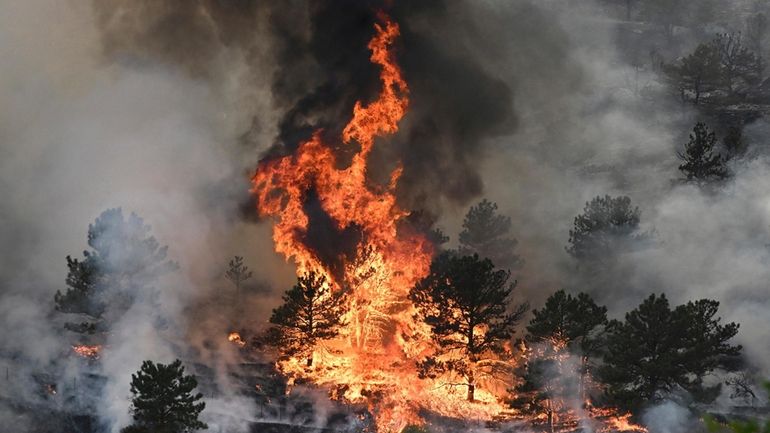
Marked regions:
[307,354,313,367]
[547,407,554,433]
[467,382,475,402]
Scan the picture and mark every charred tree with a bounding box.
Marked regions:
[268,271,348,367]
[410,252,528,401]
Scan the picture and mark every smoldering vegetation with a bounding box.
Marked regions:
[2,0,770,432]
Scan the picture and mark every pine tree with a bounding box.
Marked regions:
[567,195,641,261]
[122,359,207,433]
[225,255,253,299]
[526,290,608,400]
[55,208,177,330]
[409,252,528,401]
[678,122,728,182]
[268,271,348,367]
[600,294,741,413]
[510,356,568,433]
[459,199,523,270]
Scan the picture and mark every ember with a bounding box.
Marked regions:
[228,332,246,347]
[72,344,101,359]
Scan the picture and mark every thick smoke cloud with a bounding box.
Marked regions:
[3,0,770,431]
[89,0,520,213]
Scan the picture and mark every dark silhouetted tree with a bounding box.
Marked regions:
[678,122,728,182]
[723,125,747,160]
[600,294,741,413]
[55,208,177,330]
[225,255,253,299]
[664,43,723,105]
[121,359,207,433]
[459,199,522,271]
[268,271,347,367]
[526,290,608,400]
[410,252,528,401]
[567,195,641,261]
[713,32,762,94]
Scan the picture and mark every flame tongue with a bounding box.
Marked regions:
[251,15,435,430]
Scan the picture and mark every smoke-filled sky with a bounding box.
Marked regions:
[2,0,770,431]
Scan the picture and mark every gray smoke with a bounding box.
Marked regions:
[2,0,770,432]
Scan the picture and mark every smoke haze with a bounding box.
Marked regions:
[2,0,770,431]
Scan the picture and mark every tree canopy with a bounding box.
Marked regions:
[268,271,348,367]
[600,294,741,413]
[122,359,207,433]
[55,208,177,328]
[410,252,528,401]
[458,199,522,270]
[678,122,728,182]
[567,195,642,261]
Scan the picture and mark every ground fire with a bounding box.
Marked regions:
[71,344,101,360]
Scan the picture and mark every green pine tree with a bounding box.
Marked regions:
[678,122,728,182]
[268,271,348,367]
[122,359,207,433]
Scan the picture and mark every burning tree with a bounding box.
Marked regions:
[510,356,570,433]
[409,252,528,402]
[600,294,741,413]
[268,271,348,367]
[122,359,207,433]
[526,290,608,400]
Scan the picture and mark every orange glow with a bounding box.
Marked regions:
[250,15,507,431]
[72,344,101,359]
[250,14,650,433]
[228,332,246,347]
[591,406,648,433]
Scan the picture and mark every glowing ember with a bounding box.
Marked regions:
[228,332,246,347]
[72,344,101,359]
[591,405,648,433]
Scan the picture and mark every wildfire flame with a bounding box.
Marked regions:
[250,13,649,433]
[72,344,101,359]
[592,406,648,433]
[228,331,246,347]
[250,14,452,431]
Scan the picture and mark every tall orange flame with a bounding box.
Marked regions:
[250,14,646,433]
[251,16,436,431]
